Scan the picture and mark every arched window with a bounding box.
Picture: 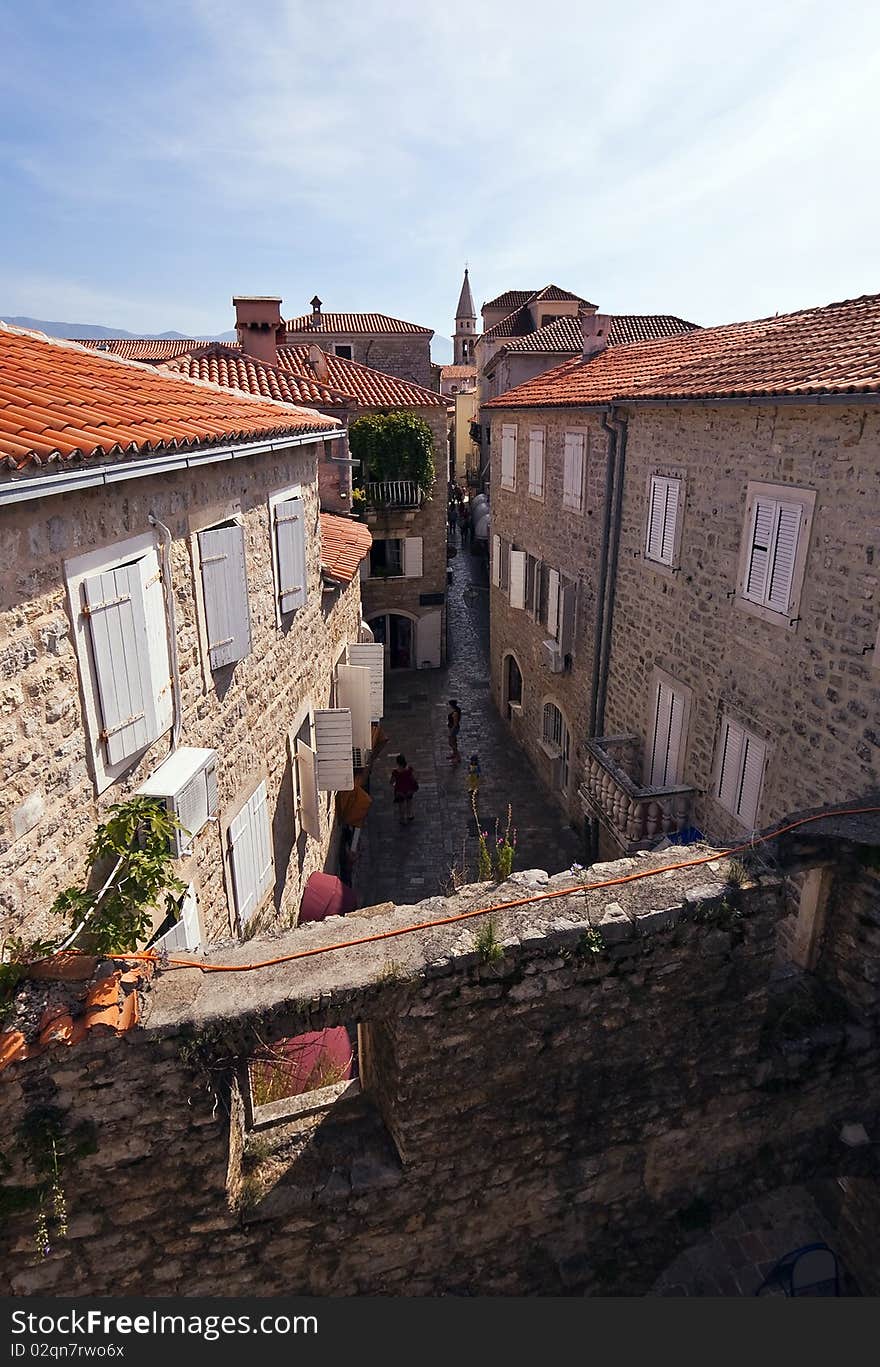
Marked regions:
[542,702,571,792]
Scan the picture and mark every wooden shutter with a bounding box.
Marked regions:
[416,610,442,667]
[229,780,273,928]
[274,496,307,613]
[647,681,686,787]
[559,577,576,655]
[528,429,545,497]
[647,476,680,565]
[491,533,501,587]
[313,708,354,791]
[547,568,560,639]
[738,734,767,827]
[336,664,372,751]
[198,522,251,669]
[717,719,745,815]
[744,498,775,603]
[563,433,585,510]
[140,551,173,740]
[501,424,517,488]
[509,549,526,610]
[403,536,423,578]
[82,559,155,765]
[766,503,800,613]
[347,642,384,719]
[295,738,321,839]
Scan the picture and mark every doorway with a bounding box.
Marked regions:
[368,613,414,670]
[503,653,523,721]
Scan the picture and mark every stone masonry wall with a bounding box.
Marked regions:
[283,332,433,391]
[2,847,877,1295]
[0,445,362,947]
[488,407,611,823]
[604,402,880,843]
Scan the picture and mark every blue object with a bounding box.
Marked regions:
[755,1242,841,1296]
[665,826,705,846]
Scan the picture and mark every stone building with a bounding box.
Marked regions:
[0,325,373,950]
[282,296,434,390]
[485,293,880,857]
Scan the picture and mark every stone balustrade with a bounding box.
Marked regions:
[579,734,696,851]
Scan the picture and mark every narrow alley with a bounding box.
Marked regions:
[354,526,583,907]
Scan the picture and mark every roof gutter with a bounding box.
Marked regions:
[0,428,343,507]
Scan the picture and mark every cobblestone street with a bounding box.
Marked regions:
[354,529,582,907]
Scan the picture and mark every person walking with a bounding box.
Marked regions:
[466,753,481,797]
[447,699,462,764]
[460,500,471,546]
[390,753,418,824]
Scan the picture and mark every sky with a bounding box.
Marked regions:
[1,0,879,359]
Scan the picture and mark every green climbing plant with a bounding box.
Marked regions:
[348,411,436,494]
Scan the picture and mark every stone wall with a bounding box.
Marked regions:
[0,444,362,947]
[2,846,877,1295]
[604,402,880,843]
[283,332,433,391]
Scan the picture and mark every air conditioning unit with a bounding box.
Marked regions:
[543,638,564,673]
[136,747,219,857]
[352,746,372,771]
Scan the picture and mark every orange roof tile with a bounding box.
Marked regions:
[440,365,477,379]
[74,338,237,362]
[162,344,355,408]
[486,293,880,409]
[320,512,372,583]
[0,325,341,474]
[285,311,432,336]
[280,347,444,408]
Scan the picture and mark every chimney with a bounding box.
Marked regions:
[310,296,322,329]
[232,296,283,366]
[579,307,611,360]
[308,343,330,383]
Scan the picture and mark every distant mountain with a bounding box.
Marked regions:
[0,316,236,342]
[431,334,454,364]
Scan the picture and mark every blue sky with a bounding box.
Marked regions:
[2,0,879,358]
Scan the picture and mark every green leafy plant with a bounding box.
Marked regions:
[569,863,606,956]
[349,411,436,495]
[18,1105,95,1262]
[474,915,504,964]
[349,486,367,518]
[723,857,749,887]
[493,805,517,881]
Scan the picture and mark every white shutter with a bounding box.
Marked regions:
[314,708,354,791]
[528,429,545,497]
[501,424,517,488]
[717,719,745,815]
[198,523,252,669]
[403,537,423,578]
[140,551,173,740]
[275,496,307,613]
[295,738,321,839]
[229,780,273,928]
[547,568,560,639]
[337,664,372,751]
[646,477,680,565]
[82,559,155,765]
[347,642,384,720]
[647,681,686,787]
[416,610,442,668]
[562,432,585,511]
[738,734,767,827]
[744,498,775,603]
[491,533,501,587]
[660,481,679,564]
[156,883,201,953]
[559,578,576,656]
[766,504,800,613]
[509,549,526,610]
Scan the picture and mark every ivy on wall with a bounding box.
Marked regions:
[348,411,436,494]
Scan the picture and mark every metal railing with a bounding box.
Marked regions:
[578,734,696,852]
[365,480,423,510]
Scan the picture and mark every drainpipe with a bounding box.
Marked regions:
[594,406,628,737]
[148,514,183,751]
[588,410,618,737]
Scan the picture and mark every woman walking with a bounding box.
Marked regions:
[447,699,462,764]
[390,753,418,825]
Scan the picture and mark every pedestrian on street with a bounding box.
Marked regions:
[466,753,481,796]
[390,753,418,825]
[447,699,462,764]
[448,502,459,535]
[460,502,471,546]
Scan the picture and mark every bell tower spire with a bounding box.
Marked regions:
[453,267,477,365]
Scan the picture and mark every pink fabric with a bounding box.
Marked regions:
[299,871,357,923]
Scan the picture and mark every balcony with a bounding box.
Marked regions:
[578,734,696,853]
[365,480,423,512]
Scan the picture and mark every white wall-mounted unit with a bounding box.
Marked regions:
[136,746,219,856]
[543,639,564,673]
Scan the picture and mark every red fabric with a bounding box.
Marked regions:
[299,871,357,923]
[391,765,418,797]
[278,1027,353,1093]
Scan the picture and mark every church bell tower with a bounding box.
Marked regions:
[453,267,477,364]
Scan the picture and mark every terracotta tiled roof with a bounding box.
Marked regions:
[0,326,339,472]
[162,344,355,408]
[284,312,432,336]
[440,364,477,379]
[74,338,237,362]
[483,290,536,311]
[497,314,699,356]
[279,346,445,408]
[534,285,593,304]
[486,293,880,408]
[320,512,372,583]
[481,304,535,342]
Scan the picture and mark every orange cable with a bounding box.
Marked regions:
[72,803,880,976]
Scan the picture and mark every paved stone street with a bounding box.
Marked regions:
[354,528,582,907]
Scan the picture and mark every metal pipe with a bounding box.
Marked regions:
[589,410,618,737]
[595,408,628,736]
[148,514,183,752]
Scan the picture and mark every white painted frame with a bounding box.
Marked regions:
[735,481,816,629]
[268,482,306,628]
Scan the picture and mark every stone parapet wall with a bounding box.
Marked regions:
[2,847,877,1295]
[284,333,433,391]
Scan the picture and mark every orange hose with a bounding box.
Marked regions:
[72,803,880,976]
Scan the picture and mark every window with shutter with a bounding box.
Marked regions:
[403,537,423,578]
[500,539,510,591]
[562,432,585,512]
[313,708,355,791]
[558,576,577,656]
[336,664,372,751]
[153,883,201,954]
[293,733,321,840]
[645,476,681,566]
[229,780,274,929]
[501,424,517,490]
[491,533,501,587]
[197,521,252,669]
[509,549,526,610]
[347,642,384,720]
[738,483,815,624]
[273,494,307,614]
[547,568,560,639]
[715,717,767,828]
[646,678,688,788]
[528,429,545,499]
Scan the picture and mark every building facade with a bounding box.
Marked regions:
[282,297,434,389]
